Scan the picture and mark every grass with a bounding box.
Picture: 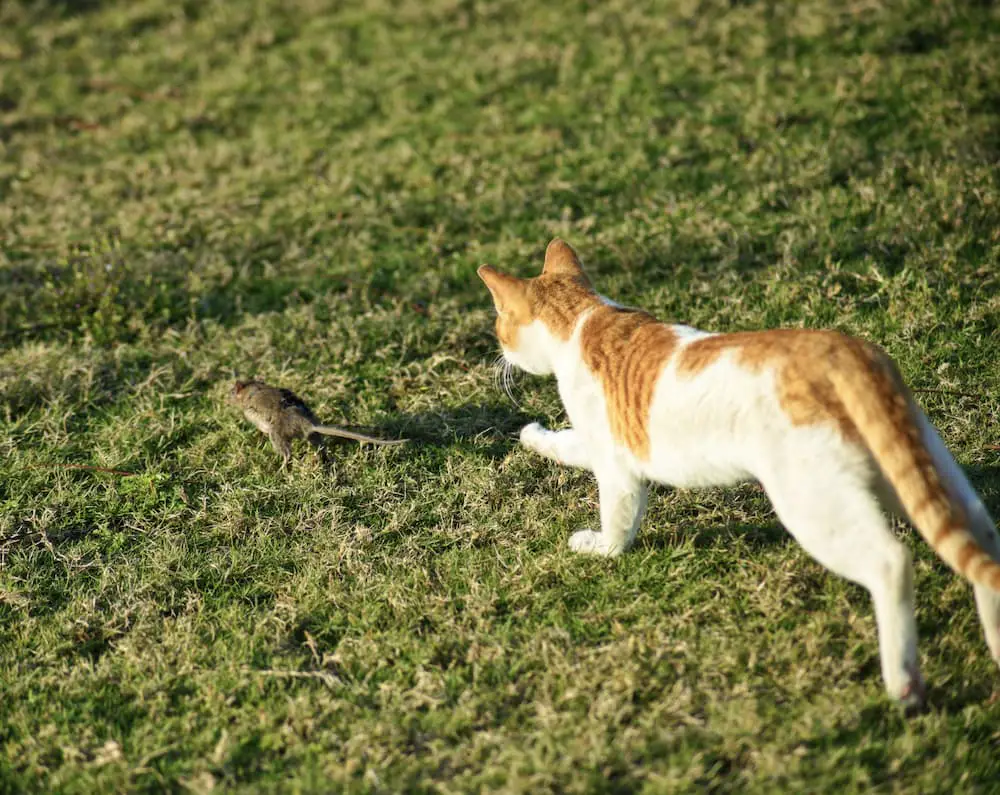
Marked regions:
[2,0,1000,791]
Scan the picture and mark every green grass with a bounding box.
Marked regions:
[2,0,1000,791]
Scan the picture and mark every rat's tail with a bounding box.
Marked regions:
[312,426,407,446]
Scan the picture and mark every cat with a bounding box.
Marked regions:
[478,237,1000,711]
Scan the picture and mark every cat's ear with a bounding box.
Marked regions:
[478,265,530,317]
[542,238,584,277]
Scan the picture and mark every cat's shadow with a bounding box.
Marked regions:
[640,512,790,555]
[963,464,1000,511]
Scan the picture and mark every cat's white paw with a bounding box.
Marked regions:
[519,422,548,452]
[568,529,622,557]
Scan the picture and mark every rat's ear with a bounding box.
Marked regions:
[229,380,246,402]
[477,265,531,319]
[541,238,585,278]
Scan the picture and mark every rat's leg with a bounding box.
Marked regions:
[268,429,293,467]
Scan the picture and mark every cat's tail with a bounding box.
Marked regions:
[312,425,408,446]
[830,341,1000,592]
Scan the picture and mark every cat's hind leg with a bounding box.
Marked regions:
[975,584,1000,667]
[520,423,593,470]
[967,497,1000,667]
[913,413,1000,670]
[762,465,925,711]
[568,468,647,557]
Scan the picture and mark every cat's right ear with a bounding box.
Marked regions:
[478,265,530,318]
[542,238,584,277]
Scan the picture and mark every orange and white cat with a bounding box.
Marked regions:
[479,238,1000,710]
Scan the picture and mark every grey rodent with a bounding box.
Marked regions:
[230,379,406,466]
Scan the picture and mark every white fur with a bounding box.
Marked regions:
[502,319,557,376]
[506,315,1000,709]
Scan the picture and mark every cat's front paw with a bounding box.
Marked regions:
[519,422,548,452]
[568,529,622,557]
[895,662,928,717]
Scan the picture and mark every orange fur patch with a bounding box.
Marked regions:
[579,306,678,458]
[957,537,981,572]
[970,552,1000,584]
[528,276,597,340]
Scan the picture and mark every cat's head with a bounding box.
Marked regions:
[478,238,597,375]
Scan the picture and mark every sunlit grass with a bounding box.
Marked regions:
[2,0,1000,791]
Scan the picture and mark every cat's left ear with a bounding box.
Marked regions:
[542,238,585,278]
[478,265,530,318]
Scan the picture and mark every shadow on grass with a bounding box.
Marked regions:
[925,671,997,715]
[964,464,1000,510]
[642,515,790,556]
[379,403,532,457]
[32,0,105,14]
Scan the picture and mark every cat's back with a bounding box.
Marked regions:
[642,327,893,485]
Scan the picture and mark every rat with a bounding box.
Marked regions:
[230,379,406,466]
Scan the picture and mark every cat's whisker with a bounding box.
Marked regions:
[492,357,508,401]
[501,360,521,407]
[491,355,505,392]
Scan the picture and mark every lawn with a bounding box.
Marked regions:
[2,0,1000,791]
